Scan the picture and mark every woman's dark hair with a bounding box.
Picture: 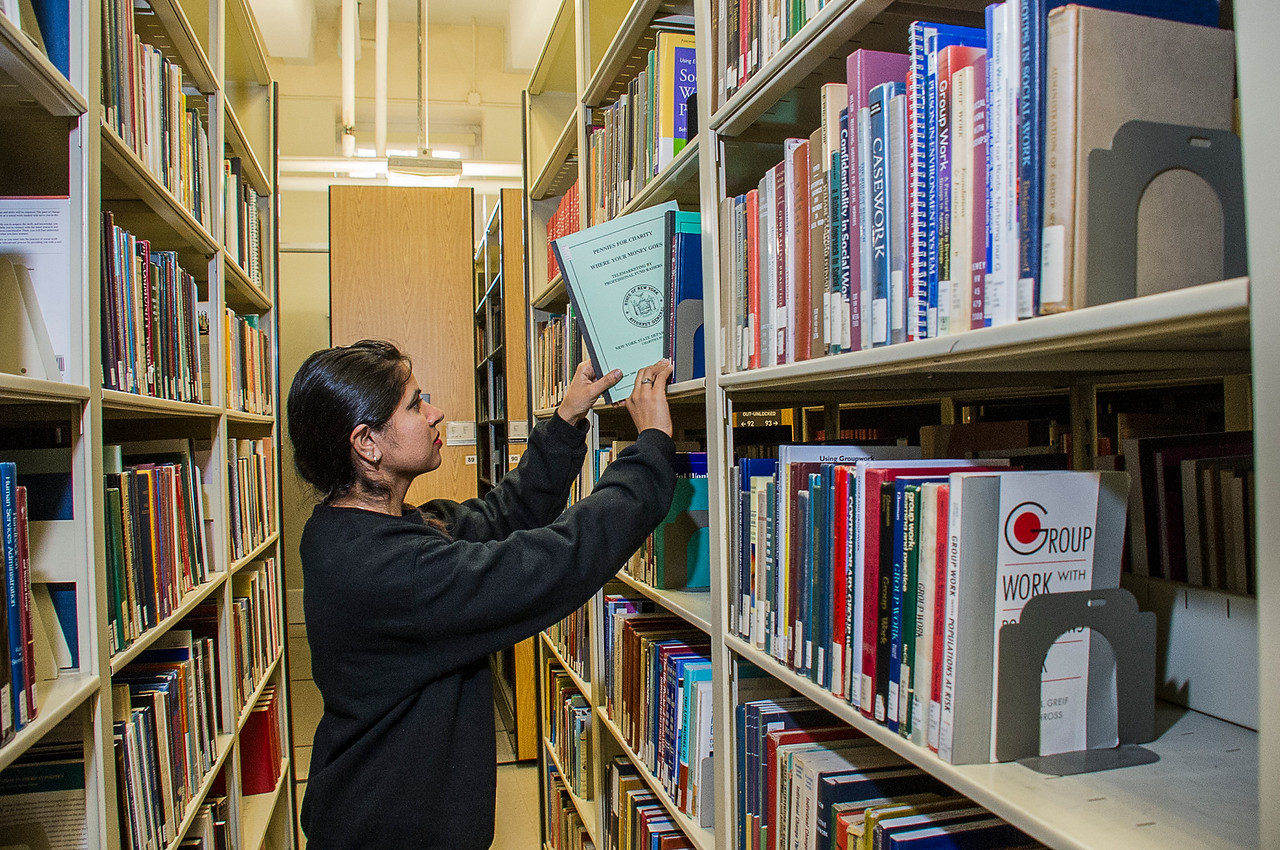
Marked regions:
[287,339,412,503]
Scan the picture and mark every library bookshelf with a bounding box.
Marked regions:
[524,0,1278,849]
[0,0,291,847]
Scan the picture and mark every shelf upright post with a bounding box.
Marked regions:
[1236,0,1280,843]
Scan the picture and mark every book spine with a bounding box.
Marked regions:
[886,484,907,732]
[807,127,826,361]
[888,91,909,346]
[775,154,791,364]
[908,23,930,342]
[1016,0,1042,318]
[747,191,761,369]
[1,465,22,730]
[970,55,988,332]
[936,477,962,761]
[838,110,854,353]
[856,106,872,352]
[985,4,1006,329]
[867,87,889,348]
[936,48,956,335]
[1039,4,1078,314]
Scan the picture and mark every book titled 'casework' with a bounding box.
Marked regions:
[553,201,678,403]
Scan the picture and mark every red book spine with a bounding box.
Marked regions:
[773,164,787,365]
[830,465,850,698]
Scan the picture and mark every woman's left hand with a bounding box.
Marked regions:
[557,361,623,425]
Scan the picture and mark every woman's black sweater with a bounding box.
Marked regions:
[297,415,676,849]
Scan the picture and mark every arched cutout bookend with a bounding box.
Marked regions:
[995,588,1158,776]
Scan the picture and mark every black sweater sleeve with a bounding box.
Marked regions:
[418,413,589,542]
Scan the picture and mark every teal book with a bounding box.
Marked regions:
[552,201,679,402]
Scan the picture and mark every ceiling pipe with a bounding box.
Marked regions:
[375,0,388,157]
[418,0,429,152]
[341,0,356,156]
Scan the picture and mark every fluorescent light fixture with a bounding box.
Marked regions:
[430,149,462,159]
[460,161,522,178]
[387,155,464,176]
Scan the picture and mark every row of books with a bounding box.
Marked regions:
[533,311,578,411]
[547,601,590,684]
[103,0,213,229]
[731,448,1129,764]
[545,181,582,285]
[717,0,824,107]
[545,662,593,800]
[545,763,593,850]
[102,212,206,403]
[1120,430,1255,592]
[239,685,283,796]
[228,438,276,563]
[229,561,281,715]
[606,757,696,850]
[103,440,211,654]
[586,28,697,227]
[224,158,267,292]
[177,797,231,850]
[224,308,273,415]
[736,697,1043,850]
[608,607,714,825]
[722,5,1230,370]
[112,626,220,850]
[0,463,37,741]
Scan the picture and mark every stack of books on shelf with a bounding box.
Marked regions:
[534,311,579,410]
[546,665,593,799]
[102,0,212,228]
[545,763,592,850]
[101,213,206,403]
[103,440,210,653]
[223,158,267,290]
[545,181,581,284]
[224,308,273,415]
[112,627,220,850]
[227,438,276,562]
[587,26,697,224]
[607,757,696,850]
[721,4,1232,371]
[229,561,281,713]
[1119,429,1255,593]
[736,697,1043,850]
[548,601,590,682]
[732,454,1130,765]
[178,796,231,850]
[239,685,283,796]
[610,612,713,825]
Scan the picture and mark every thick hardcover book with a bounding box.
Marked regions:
[785,139,811,362]
[847,50,908,351]
[553,201,679,401]
[866,83,894,347]
[1017,0,1220,318]
[1039,5,1233,313]
[936,45,985,335]
[774,160,790,365]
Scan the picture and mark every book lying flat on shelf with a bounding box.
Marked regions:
[553,200,679,402]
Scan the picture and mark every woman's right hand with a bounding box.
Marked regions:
[624,360,674,436]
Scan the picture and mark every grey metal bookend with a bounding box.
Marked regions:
[1086,120,1246,306]
[994,588,1158,776]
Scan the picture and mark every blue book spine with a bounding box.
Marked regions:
[0,465,22,731]
[1016,0,1042,319]
[867,83,895,347]
[838,109,854,353]
[31,0,71,78]
[924,24,987,338]
[908,23,931,342]
[984,4,999,329]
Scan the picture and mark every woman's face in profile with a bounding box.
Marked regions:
[377,374,446,477]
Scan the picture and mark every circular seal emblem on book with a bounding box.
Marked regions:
[622,284,662,328]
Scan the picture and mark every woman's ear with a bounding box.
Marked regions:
[349,423,380,465]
